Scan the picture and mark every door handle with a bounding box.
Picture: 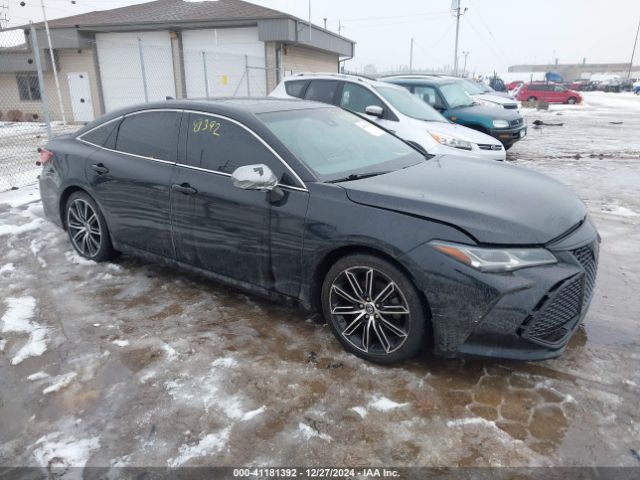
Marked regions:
[172,183,198,195]
[91,163,109,174]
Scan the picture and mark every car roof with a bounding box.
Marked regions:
[283,72,402,90]
[75,97,333,135]
[381,76,455,86]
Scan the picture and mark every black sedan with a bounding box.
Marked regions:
[38,99,599,364]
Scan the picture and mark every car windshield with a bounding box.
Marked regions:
[259,107,424,182]
[440,82,477,108]
[374,86,447,123]
[459,79,491,94]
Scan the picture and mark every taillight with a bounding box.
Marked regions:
[38,147,54,165]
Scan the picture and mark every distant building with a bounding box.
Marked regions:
[508,62,639,81]
[0,0,355,123]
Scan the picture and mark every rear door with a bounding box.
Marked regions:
[85,109,180,258]
[303,80,340,105]
[170,111,309,295]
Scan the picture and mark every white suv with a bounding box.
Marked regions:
[270,73,506,161]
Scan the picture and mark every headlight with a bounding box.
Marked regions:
[429,131,473,151]
[430,241,557,272]
[492,120,510,129]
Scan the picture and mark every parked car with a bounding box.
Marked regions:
[570,80,588,91]
[382,77,527,150]
[453,78,519,109]
[271,73,505,161]
[507,80,524,91]
[516,83,582,104]
[39,98,600,363]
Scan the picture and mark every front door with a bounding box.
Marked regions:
[67,72,94,122]
[171,112,309,294]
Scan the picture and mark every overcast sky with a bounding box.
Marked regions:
[4,0,639,73]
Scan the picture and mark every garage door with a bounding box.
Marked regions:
[96,31,176,112]
[182,27,266,98]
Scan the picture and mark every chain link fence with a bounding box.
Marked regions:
[1,26,326,192]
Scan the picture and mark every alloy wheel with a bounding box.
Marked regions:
[67,198,102,258]
[329,266,410,354]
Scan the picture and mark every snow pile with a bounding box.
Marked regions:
[0,217,45,237]
[1,296,49,365]
[0,263,15,275]
[298,422,332,442]
[168,427,231,467]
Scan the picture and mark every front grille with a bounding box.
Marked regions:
[478,143,503,151]
[520,242,599,346]
[571,244,598,307]
[509,118,524,128]
[525,276,582,343]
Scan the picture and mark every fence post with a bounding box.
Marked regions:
[202,51,210,99]
[138,37,149,102]
[30,23,52,140]
[245,54,251,97]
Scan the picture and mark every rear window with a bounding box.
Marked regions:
[115,111,180,161]
[285,80,309,98]
[80,118,121,149]
[304,80,339,104]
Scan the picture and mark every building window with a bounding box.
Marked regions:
[16,73,41,101]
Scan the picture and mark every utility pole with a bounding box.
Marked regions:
[409,38,414,73]
[451,0,467,77]
[40,0,66,124]
[308,0,312,41]
[323,17,327,29]
[628,18,640,78]
[462,50,469,75]
[338,20,343,35]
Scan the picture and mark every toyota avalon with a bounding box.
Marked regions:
[38,99,599,364]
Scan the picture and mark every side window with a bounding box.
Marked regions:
[413,85,438,106]
[186,113,295,186]
[554,85,565,92]
[285,80,309,98]
[116,111,180,161]
[339,83,384,114]
[80,118,121,149]
[304,80,339,104]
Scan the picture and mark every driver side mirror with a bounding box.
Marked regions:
[231,164,278,191]
[365,105,384,117]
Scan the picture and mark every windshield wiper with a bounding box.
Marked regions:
[327,171,391,183]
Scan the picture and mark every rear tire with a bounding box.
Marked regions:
[321,253,428,364]
[527,96,537,102]
[65,191,114,262]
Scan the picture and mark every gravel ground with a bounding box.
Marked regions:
[0,92,639,471]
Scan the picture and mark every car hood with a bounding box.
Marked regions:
[473,93,518,106]
[451,104,521,120]
[342,156,586,245]
[418,119,502,145]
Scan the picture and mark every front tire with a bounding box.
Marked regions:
[65,191,114,262]
[527,96,537,102]
[567,96,577,104]
[321,254,428,364]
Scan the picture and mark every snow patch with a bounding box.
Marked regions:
[32,432,100,469]
[43,372,77,394]
[600,205,639,217]
[0,184,40,208]
[351,406,368,418]
[28,371,51,381]
[167,428,231,467]
[447,417,496,428]
[1,296,49,365]
[368,396,409,412]
[212,357,238,368]
[0,263,15,275]
[0,217,44,237]
[162,343,179,361]
[0,339,5,352]
[298,422,332,442]
[112,339,129,347]
[241,405,266,421]
[65,251,95,266]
